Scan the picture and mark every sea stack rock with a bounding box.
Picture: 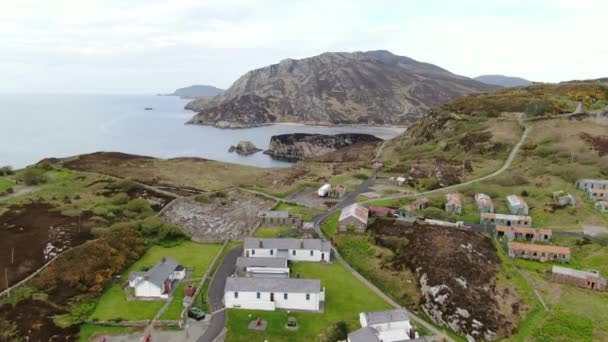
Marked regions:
[228,141,262,156]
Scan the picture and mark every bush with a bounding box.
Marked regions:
[353,173,368,180]
[211,191,227,198]
[195,194,211,204]
[0,165,14,176]
[126,198,154,218]
[110,193,130,205]
[322,321,349,342]
[18,167,47,185]
[494,174,529,187]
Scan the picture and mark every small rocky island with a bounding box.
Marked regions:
[264,133,382,161]
[228,141,262,156]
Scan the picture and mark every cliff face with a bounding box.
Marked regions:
[264,133,382,161]
[186,50,496,128]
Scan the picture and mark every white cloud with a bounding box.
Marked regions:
[0,0,605,92]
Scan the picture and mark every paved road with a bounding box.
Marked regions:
[365,119,531,203]
[312,176,454,342]
[197,245,243,342]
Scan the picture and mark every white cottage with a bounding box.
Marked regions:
[348,308,420,342]
[243,238,331,262]
[235,257,290,278]
[224,277,325,312]
[128,257,185,299]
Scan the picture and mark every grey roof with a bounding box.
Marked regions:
[348,327,381,342]
[553,265,603,280]
[244,238,331,252]
[225,277,321,293]
[257,210,289,218]
[363,308,410,325]
[236,257,288,269]
[129,257,179,287]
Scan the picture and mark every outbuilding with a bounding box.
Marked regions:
[481,213,532,227]
[348,308,420,342]
[338,203,369,233]
[257,210,302,229]
[508,242,570,262]
[576,179,608,190]
[475,193,495,213]
[496,226,552,242]
[595,201,608,212]
[552,266,606,291]
[235,257,290,278]
[506,195,529,215]
[445,193,462,215]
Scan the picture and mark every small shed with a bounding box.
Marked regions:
[338,203,369,233]
[445,193,462,215]
[397,204,417,218]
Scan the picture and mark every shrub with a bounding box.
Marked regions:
[110,193,130,205]
[126,198,154,218]
[0,165,14,176]
[195,194,211,204]
[494,174,529,187]
[353,173,368,180]
[211,191,227,198]
[322,321,349,342]
[18,167,47,185]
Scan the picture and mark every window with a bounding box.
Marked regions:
[252,250,255,255]
[310,250,313,256]
[234,292,238,298]
[270,249,274,255]
[256,292,260,299]
[292,250,296,256]
[284,293,288,300]
[306,294,310,300]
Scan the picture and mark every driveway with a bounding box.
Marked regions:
[197,245,243,342]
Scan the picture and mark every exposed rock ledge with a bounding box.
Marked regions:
[264,133,382,161]
[228,141,262,156]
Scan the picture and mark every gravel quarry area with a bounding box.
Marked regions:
[161,190,274,242]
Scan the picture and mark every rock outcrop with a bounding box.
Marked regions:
[228,141,262,156]
[264,133,382,161]
[186,50,496,128]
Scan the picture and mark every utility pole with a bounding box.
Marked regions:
[11,247,14,264]
[5,268,9,296]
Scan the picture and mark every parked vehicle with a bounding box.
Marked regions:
[188,306,206,320]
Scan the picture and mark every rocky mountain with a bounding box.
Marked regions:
[170,85,224,99]
[474,75,533,87]
[264,133,382,161]
[185,50,496,128]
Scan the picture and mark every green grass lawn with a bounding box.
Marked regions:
[0,178,13,193]
[255,226,294,238]
[159,282,188,321]
[126,241,223,278]
[79,324,135,342]
[275,202,324,221]
[89,284,165,321]
[225,262,392,342]
[90,241,223,321]
[321,212,340,239]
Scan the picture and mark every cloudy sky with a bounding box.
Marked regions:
[1,0,606,93]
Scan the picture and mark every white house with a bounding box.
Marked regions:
[235,257,290,278]
[128,257,185,299]
[348,309,420,342]
[506,195,529,215]
[576,179,608,191]
[244,238,331,262]
[224,277,325,312]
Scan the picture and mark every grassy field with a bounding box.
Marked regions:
[89,284,165,321]
[321,212,340,239]
[79,324,135,342]
[126,241,223,278]
[254,226,294,238]
[159,282,188,321]
[90,241,223,321]
[333,234,421,308]
[0,178,13,194]
[275,202,324,221]
[225,262,392,341]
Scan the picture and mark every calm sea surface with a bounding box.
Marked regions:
[0,94,404,168]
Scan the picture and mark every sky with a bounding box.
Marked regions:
[0,0,606,94]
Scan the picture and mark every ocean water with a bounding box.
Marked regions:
[0,94,404,168]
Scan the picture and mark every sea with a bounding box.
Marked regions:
[0,94,404,169]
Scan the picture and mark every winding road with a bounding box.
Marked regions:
[197,246,243,342]
[312,177,455,342]
[364,118,530,203]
